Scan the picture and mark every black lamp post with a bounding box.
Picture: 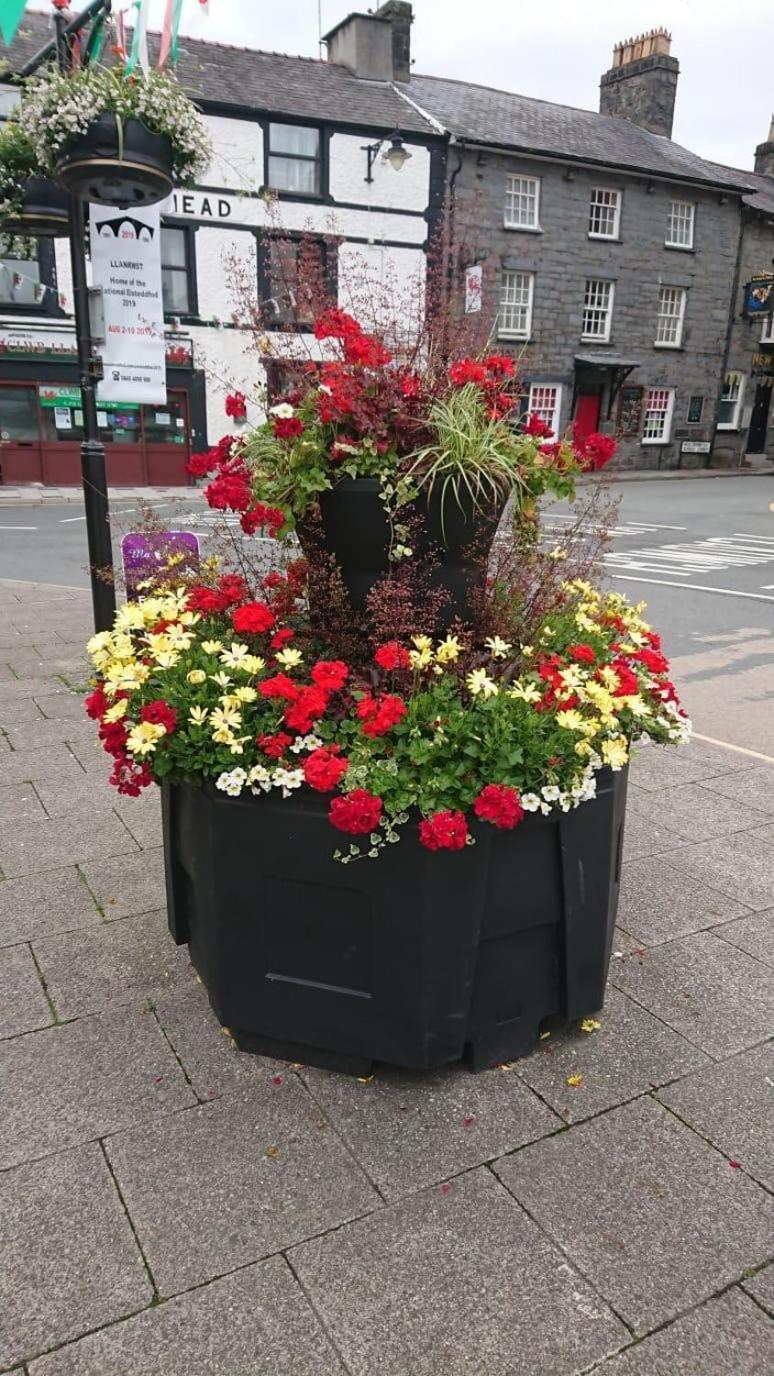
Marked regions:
[21,0,116,632]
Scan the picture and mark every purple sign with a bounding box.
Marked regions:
[121,531,201,599]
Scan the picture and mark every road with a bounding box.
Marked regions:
[1,475,773,753]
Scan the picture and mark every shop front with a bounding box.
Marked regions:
[0,326,207,486]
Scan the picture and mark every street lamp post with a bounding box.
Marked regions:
[21,0,116,632]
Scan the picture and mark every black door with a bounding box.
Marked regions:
[747,382,773,454]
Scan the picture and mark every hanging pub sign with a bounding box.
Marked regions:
[751,351,774,377]
[90,203,167,405]
[616,384,644,436]
[743,275,774,317]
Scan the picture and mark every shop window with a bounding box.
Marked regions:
[161,225,197,317]
[257,232,337,329]
[0,385,39,440]
[642,387,675,444]
[504,175,540,230]
[588,188,621,239]
[527,383,562,436]
[666,200,695,249]
[761,315,774,344]
[0,240,59,316]
[581,279,614,342]
[266,123,322,196]
[498,270,534,339]
[717,372,745,429]
[142,396,188,445]
[655,286,686,348]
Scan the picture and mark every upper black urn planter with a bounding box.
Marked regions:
[1,176,70,237]
[54,114,174,208]
[306,476,504,629]
[162,766,628,1075]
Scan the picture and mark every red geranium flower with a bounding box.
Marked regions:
[473,784,524,829]
[259,674,299,702]
[284,685,330,733]
[225,391,247,420]
[523,413,554,438]
[633,646,670,675]
[258,731,293,759]
[418,810,469,852]
[232,602,276,635]
[609,658,640,697]
[374,640,411,672]
[310,660,349,692]
[273,416,304,440]
[270,628,294,651]
[314,308,362,342]
[108,754,153,796]
[99,720,130,758]
[329,789,383,835]
[449,358,487,387]
[140,700,177,735]
[304,746,349,793]
[567,643,597,664]
[84,686,109,720]
[356,693,407,738]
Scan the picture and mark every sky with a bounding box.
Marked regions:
[25,0,771,170]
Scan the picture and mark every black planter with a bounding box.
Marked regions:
[162,767,628,1075]
[1,176,70,237]
[54,114,174,208]
[309,477,504,628]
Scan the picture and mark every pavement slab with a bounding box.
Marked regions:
[0,743,85,786]
[699,764,774,814]
[30,771,119,819]
[80,848,166,920]
[627,782,771,843]
[153,982,287,1100]
[0,809,137,878]
[662,823,774,910]
[629,741,756,792]
[112,792,163,851]
[0,868,101,948]
[611,931,774,1059]
[621,810,685,863]
[28,1256,346,1376]
[0,781,48,827]
[301,1061,560,1201]
[658,1042,774,1190]
[104,1083,381,1296]
[0,942,52,1038]
[3,718,98,753]
[617,854,750,946]
[0,1004,197,1171]
[34,693,89,722]
[516,986,708,1122]
[713,908,774,967]
[743,1263,774,1315]
[32,910,192,1019]
[589,1289,774,1375]
[0,1143,152,1370]
[289,1166,629,1376]
[493,1096,774,1333]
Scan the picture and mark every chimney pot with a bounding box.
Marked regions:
[600,29,678,138]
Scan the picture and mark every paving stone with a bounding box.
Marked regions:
[2,651,88,683]
[493,1097,774,1333]
[28,1256,345,1376]
[664,824,774,910]
[517,986,708,1122]
[0,697,47,724]
[0,1143,152,1369]
[34,693,90,723]
[590,1289,774,1375]
[113,792,162,850]
[0,1004,196,1170]
[0,677,69,703]
[0,868,100,947]
[302,1061,560,1200]
[714,909,774,968]
[612,931,774,1058]
[290,1166,628,1376]
[622,810,685,863]
[611,928,642,955]
[30,772,118,819]
[627,783,771,843]
[4,718,98,753]
[618,855,749,946]
[0,810,137,878]
[105,1082,381,1296]
[0,782,48,826]
[81,848,166,919]
[658,1042,774,1190]
[0,943,52,1038]
[743,1262,774,1315]
[0,743,85,786]
[700,765,774,815]
[33,910,191,1019]
[153,982,283,1099]
[630,742,755,793]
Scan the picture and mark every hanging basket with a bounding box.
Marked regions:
[54,113,174,208]
[1,176,70,238]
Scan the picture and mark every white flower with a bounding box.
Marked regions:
[521,793,541,812]
[269,402,295,419]
[541,785,560,802]
[247,764,272,793]
[216,768,246,797]
[289,734,323,754]
[273,766,304,797]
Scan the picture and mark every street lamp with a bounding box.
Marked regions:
[362,129,412,183]
[21,0,116,633]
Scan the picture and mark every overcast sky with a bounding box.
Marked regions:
[27,0,770,169]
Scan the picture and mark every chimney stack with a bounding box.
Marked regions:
[599,29,679,138]
[754,115,774,178]
[323,3,412,83]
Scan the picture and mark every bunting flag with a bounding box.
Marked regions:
[0,0,27,46]
[116,8,127,60]
[158,0,184,69]
[126,0,150,74]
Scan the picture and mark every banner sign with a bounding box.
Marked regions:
[121,532,201,599]
[90,204,167,405]
[743,275,774,317]
[464,264,482,314]
[39,386,139,411]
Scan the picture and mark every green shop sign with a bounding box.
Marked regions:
[38,387,139,411]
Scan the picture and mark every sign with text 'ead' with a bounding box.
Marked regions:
[90,204,166,405]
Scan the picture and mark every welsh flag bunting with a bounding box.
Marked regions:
[0,0,27,46]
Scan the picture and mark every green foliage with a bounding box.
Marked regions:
[408,384,528,526]
[0,119,37,223]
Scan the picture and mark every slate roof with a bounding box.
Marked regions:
[0,12,433,136]
[397,72,756,193]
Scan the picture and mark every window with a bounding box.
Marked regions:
[266,123,321,196]
[0,250,41,308]
[761,315,774,344]
[687,395,704,423]
[161,226,197,316]
[0,86,20,123]
[717,372,745,429]
[527,383,562,436]
[666,200,695,249]
[655,286,686,347]
[257,232,337,329]
[581,279,614,341]
[498,270,534,338]
[642,388,675,444]
[504,175,540,230]
[588,188,621,239]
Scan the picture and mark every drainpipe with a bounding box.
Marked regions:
[712,201,746,470]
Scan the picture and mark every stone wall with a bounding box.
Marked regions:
[717,205,774,465]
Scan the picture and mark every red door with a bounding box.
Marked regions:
[574,392,602,440]
[143,391,190,485]
[0,384,44,482]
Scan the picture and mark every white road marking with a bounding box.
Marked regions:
[691,733,774,764]
[0,525,38,531]
[59,515,86,523]
[604,535,774,576]
[610,574,774,602]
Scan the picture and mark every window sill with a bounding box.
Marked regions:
[497,334,531,342]
[664,243,695,253]
[502,223,543,234]
[653,342,684,350]
[641,439,672,446]
[716,424,741,432]
[588,234,621,243]
[579,336,613,345]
